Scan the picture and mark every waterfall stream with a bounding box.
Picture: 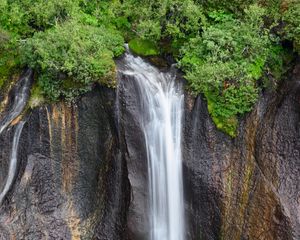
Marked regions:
[0,121,25,205]
[120,48,185,240]
[0,69,32,134]
[0,69,32,206]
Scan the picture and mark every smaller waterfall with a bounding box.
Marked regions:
[0,121,25,205]
[0,69,32,134]
[0,69,32,205]
[119,47,185,240]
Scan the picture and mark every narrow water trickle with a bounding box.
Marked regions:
[0,69,32,134]
[0,121,25,205]
[0,69,32,206]
[119,47,185,240]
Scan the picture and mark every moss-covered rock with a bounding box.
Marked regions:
[128,38,159,56]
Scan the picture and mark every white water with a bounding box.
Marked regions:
[0,69,31,205]
[0,69,32,134]
[0,121,25,205]
[120,48,185,240]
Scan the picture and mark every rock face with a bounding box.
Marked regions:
[0,60,299,240]
[0,86,130,240]
[117,72,150,240]
[183,62,300,240]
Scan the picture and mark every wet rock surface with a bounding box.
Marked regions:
[118,73,150,240]
[0,86,130,240]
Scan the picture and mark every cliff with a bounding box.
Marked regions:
[0,60,299,239]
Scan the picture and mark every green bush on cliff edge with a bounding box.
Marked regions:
[21,20,124,101]
[179,5,274,136]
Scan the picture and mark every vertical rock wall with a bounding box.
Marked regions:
[0,87,130,240]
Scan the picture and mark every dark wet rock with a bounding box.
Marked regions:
[0,86,130,240]
[118,73,150,240]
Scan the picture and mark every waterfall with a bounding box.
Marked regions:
[0,69,32,134]
[0,69,32,205]
[0,121,25,205]
[120,48,185,240]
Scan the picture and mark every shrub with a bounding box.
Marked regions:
[179,5,275,136]
[21,20,124,101]
[282,0,300,53]
[0,28,20,89]
[0,0,78,36]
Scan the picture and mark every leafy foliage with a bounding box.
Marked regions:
[282,0,300,53]
[21,20,124,101]
[0,0,78,36]
[112,0,206,55]
[0,28,20,88]
[179,5,275,136]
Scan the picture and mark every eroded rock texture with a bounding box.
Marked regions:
[0,87,130,240]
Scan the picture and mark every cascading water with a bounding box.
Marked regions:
[0,121,25,205]
[0,69,32,134]
[0,69,32,205]
[119,47,185,240]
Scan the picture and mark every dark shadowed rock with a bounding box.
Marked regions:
[118,73,150,240]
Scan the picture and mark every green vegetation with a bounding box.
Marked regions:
[179,5,273,136]
[28,83,44,108]
[0,0,299,136]
[0,29,20,88]
[129,39,159,56]
[0,0,125,101]
[21,20,124,101]
[282,0,300,53]
[119,0,206,56]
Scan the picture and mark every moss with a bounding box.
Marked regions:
[28,83,45,108]
[0,55,20,89]
[212,114,238,138]
[62,77,85,90]
[206,95,238,137]
[128,38,159,56]
[97,63,117,89]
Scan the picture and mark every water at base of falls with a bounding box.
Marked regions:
[119,47,185,240]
